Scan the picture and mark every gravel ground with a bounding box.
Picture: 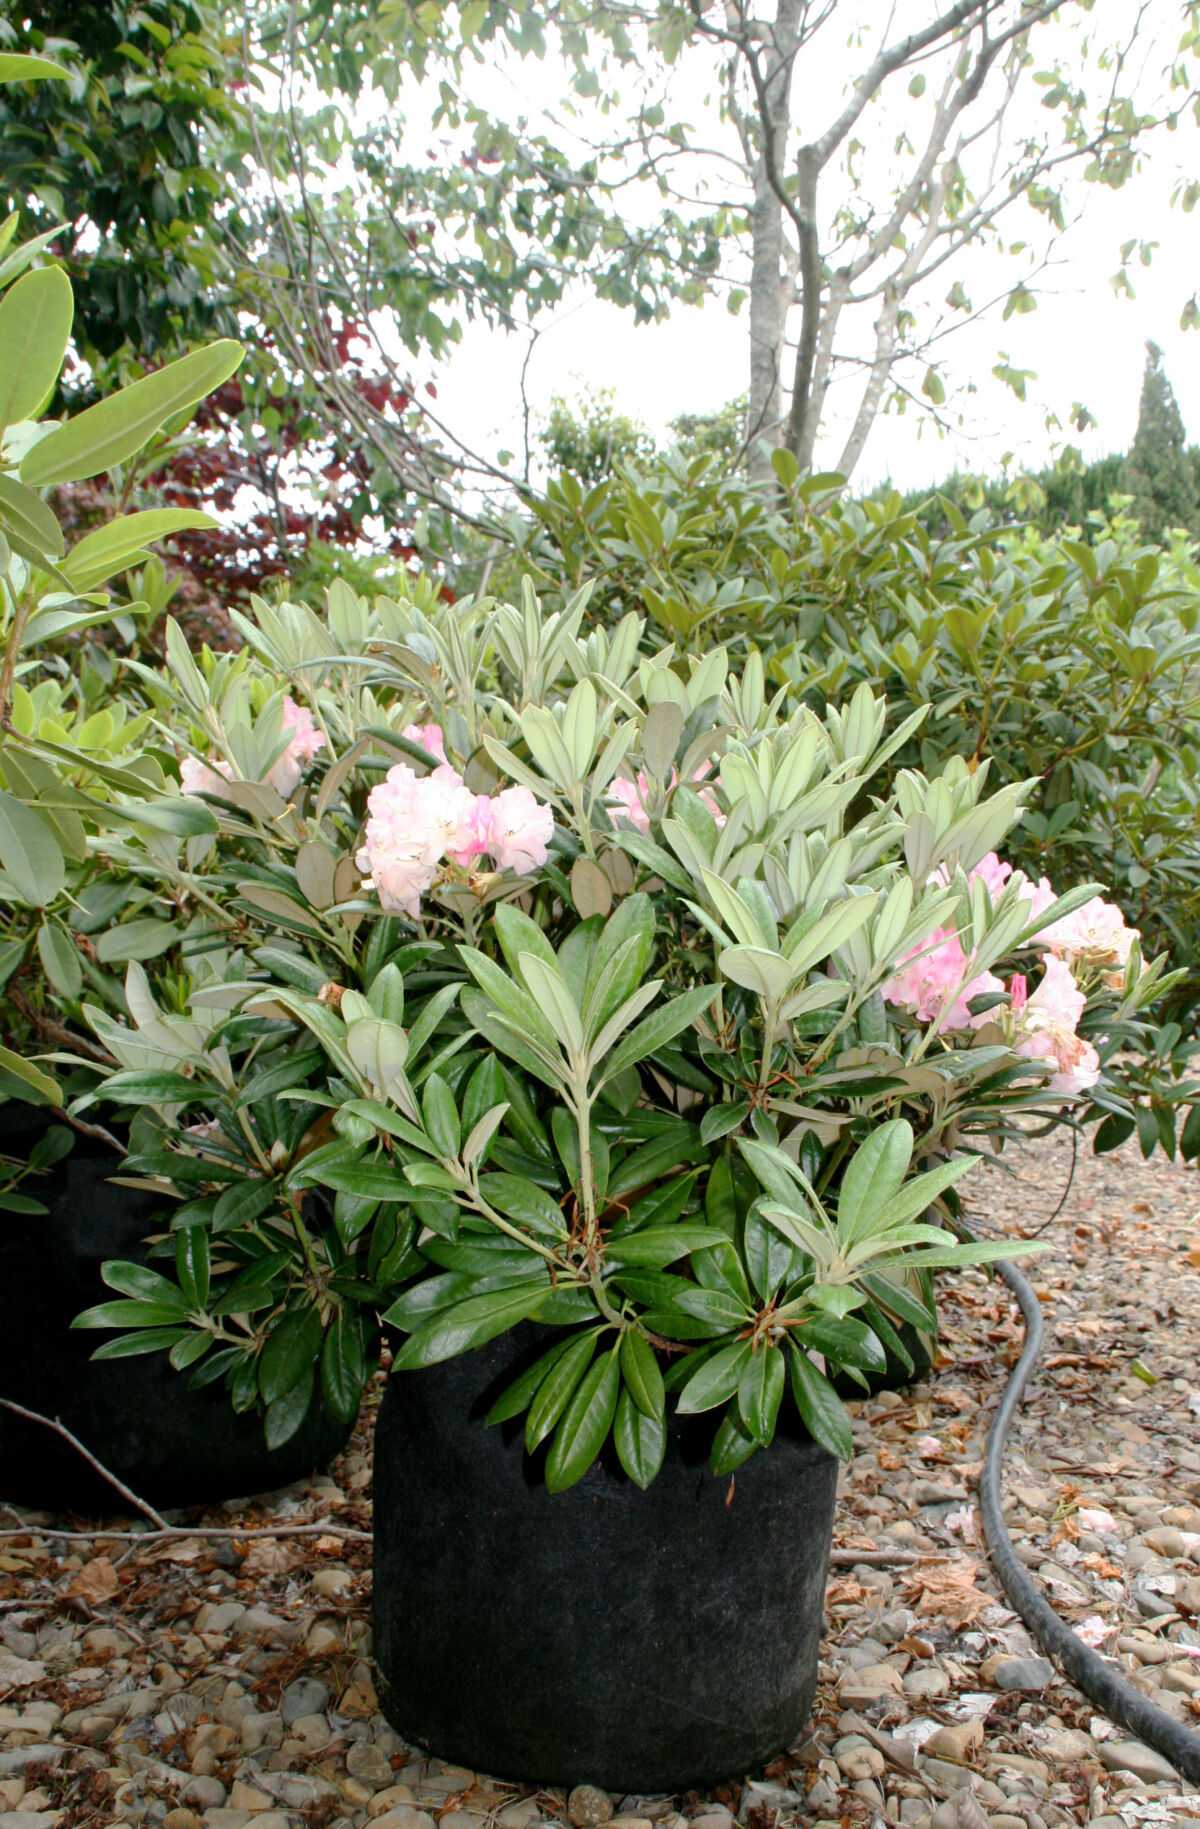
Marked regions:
[1,1129,1198,1829]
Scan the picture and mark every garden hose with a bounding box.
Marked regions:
[978,1254,1200,1784]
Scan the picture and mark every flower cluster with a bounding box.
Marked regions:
[882,853,1140,1097]
[356,724,555,917]
[180,698,325,801]
[607,766,724,836]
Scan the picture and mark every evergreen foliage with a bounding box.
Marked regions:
[1126,341,1199,542]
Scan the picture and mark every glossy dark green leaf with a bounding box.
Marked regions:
[477,1171,569,1237]
[99,1260,190,1307]
[73,1298,191,1330]
[737,1343,785,1445]
[788,1346,852,1460]
[258,1308,323,1404]
[169,1330,212,1370]
[91,1326,190,1359]
[710,1405,761,1475]
[175,1228,210,1309]
[486,1334,580,1425]
[545,1347,620,1492]
[691,1235,752,1306]
[321,1313,367,1422]
[390,1278,551,1370]
[619,1328,665,1419]
[265,1368,314,1449]
[614,1385,666,1488]
[213,1178,279,1234]
[744,1205,795,1300]
[605,1224,730,1268]
[462,1054,507,1140]
[796,1313,887,1373]
[525,1328,599,1451]
[675,1340,751,1413]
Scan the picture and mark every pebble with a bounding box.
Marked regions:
[279,1677,330,1724]
[1094,1739,1180,1783]
[347,1738,397,1788]
[568,1787,614,1828]
[372,1811,437,1829]
[992,1657,1055,1691]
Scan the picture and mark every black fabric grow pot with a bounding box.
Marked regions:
[373,1324,839,1793]
[0,1110,356,1513]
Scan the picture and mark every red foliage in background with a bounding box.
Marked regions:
[146,320,419,611]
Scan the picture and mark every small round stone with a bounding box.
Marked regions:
[280,1675,331,1723]
[568,1785,615,1827]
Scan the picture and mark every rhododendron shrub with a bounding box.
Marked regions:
[88,585,1188,1473]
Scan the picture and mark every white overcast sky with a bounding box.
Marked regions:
[374,0,1200,493]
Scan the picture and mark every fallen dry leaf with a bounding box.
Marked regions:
[905,1558,992,1624]
[241,1538,306,1577]
[66,1556,120,1607]
[150,1536,205,1564]
[0,1654,45,1692]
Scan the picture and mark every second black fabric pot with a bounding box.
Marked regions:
[0,1111,355,1513]
[373,1325,839,1793]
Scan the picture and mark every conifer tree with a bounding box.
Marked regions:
[1126,342,1199,540]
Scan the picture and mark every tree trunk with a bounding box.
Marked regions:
[746,0,804,484]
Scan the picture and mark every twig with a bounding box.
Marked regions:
[0,1507,371,1544]
[0,1399,170,1530]
[830,1547,918,1566]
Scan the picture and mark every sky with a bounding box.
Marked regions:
[385,0,1200,495]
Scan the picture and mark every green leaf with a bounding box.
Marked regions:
[0,53,70,80]
[265,1370,313,1449]
[738,1344,785,1445]
[63,510,217,590]
[258,1308,323,1404]
[0,472,65,559]
[0,265,73,431]
[796,1314,886,1373]
[90,1326,190,1359]
[0,791,63,905]
[22,340,245,487]
[614,1386,666,1487]
[477,1171,569,1237]
[486,1335,579,1425]
[0,1046,60,1104]
[545,1346,620,1492]
[100,1261,190,1306]
[422,1072,461,1158]
[605,1223,729,1268]
[321,1313,367,1422]
[788,1347,852,1459]
[174,1228,210,1308]
[212,1178,278,1234]
[744,1206,796,1301]
[836,1118,912,1246]
[93,917,178,964]
[391,1278,551,1370]
[676,1340,751,1413]
[36,922,81,999]
[597,984,713,1083]
[72,1298,194,1329]
[619,1328,665,1418]
[525,1328,599,1450]
[710,1406,761,1475]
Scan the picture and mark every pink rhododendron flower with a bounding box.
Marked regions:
[1035,894,1138,970]
[608,767,724,835]
[477,786,555,875]
[1013,953,1100,1095]
[180,754,234,798]
[402,722,447,763]
[266,698,326,797]
[608,775,651,835]
[355,763,476,917]
[881,927,1004,1032]
[1009,973,1028,1015]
